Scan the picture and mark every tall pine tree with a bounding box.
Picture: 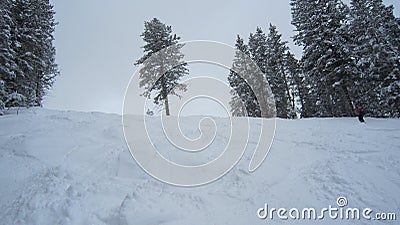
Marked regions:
[135,18,188,116]
[265,24,294,118]
[11,0,58,107]
[284,51,305,117]
[0,0,16,109]
[348,0,400,117]
[247,27,276,118]
[291,0,354,117]
[0,0,58,111]
[228,35,261,117]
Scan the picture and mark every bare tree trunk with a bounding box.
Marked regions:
[164,95,170,116]
[160,75,170,116]
[342,85,354,116]
[282,70,294,118]
[36,75,41,106]
[159,63,170,116]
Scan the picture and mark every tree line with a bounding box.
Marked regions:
[290,0,399,118]
[229,0,399,118]
[228,25,299,118]
[136,0,399,118]
[0,0,58,112]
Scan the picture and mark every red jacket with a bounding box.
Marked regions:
[356,108,362,115]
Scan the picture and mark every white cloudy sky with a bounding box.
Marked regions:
[44,0,399,115]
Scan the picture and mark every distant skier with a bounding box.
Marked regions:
[356,107,365,123]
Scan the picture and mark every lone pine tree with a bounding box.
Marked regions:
[135,18,188,116]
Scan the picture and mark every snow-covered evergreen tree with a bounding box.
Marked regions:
[228,35,261,117]
[247,28,276,118]
[244,25,297,118]
[229,91,246,117]
[348,0,400,117]
[33,0,58,105]
[248,27,268,74]
[291,0,400,118]
[0,80,5,112]
[284,51,305,117]
[291,0,355,117]
[265,24,294,118]
[135,18,188,116]
[10,0,58,107]
[0,0,16,111]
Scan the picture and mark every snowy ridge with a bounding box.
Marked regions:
[0,108,399,224]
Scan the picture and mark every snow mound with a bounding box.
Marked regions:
[0,108,399,224]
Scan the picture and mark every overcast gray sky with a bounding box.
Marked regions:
[44,0,399,115]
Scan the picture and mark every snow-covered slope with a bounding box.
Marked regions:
[0,108,399,225]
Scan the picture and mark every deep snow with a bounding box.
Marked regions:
[0,108,399,224]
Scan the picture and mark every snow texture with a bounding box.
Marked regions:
[0,108,399,224]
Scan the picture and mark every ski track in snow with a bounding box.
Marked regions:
[0,108,399,225]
